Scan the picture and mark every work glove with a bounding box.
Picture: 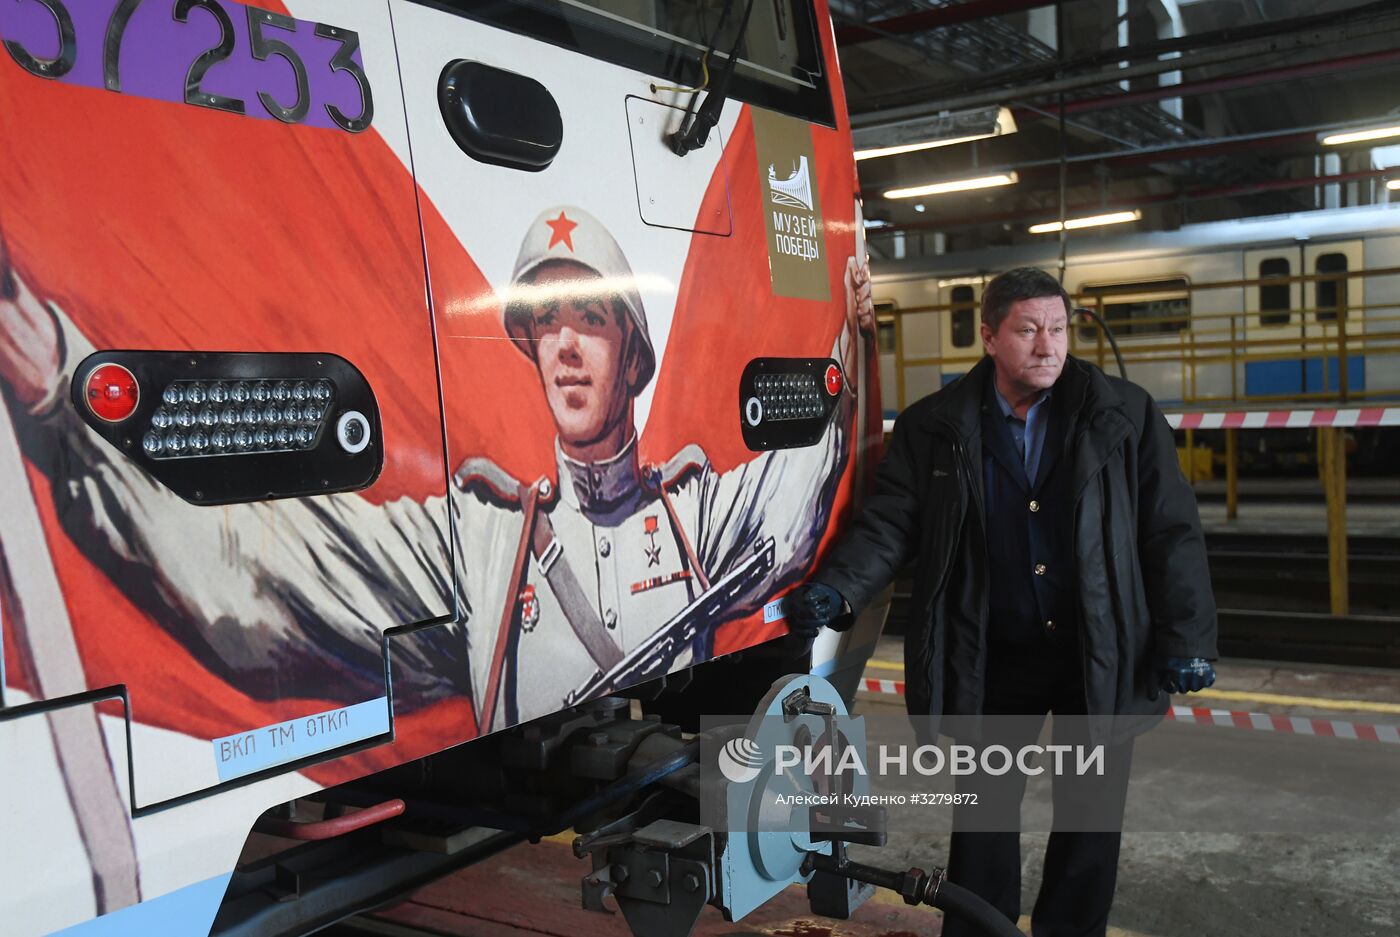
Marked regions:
[785,583,850,637]
[1147,656,1217,701]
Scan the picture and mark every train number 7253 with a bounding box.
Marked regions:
[3,0,373,133]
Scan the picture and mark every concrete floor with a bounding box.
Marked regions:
[849,638,1400,936]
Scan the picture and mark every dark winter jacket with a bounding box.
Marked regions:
[815,355,1217,744]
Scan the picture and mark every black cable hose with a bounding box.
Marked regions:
[1073,305,1128,379]
[931,880,1027,937]
[804,853,1024,937]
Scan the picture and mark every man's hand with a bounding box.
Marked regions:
[785,582,850,637]
[1147,656,1217,701]
[0,253,63,410]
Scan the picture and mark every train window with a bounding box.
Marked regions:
[1315,253,1348,323]
[425,0,834,127]
[949,286,976,348]
[1081,278,1189,337]
[875,301,897,354]
[1258,258,1291,327]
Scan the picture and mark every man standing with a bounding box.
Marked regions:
[787,267,1218,936]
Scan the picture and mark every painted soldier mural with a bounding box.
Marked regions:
[459,207,871,727]
[0,206,874,731]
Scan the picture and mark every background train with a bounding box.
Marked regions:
[869,203,1400,473]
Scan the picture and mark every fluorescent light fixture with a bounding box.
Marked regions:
[1028,210,1142,234]
[884,172,1018,199]
[856,133,1001,161]
[1321,125,1400,146]
[862,218,893,228]
[1387,179,1400,191]
[854,107,1017,162]
[938,276,985,288]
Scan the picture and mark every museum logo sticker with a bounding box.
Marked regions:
[753,109,830,301]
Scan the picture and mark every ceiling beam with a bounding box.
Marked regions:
[851,0,1400,127]
[1011,47,1400,123]
[868,170,1391,236]
[858,123,1328,194]
[835,0,1053,46]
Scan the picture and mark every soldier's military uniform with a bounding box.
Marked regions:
[10,206,853,733]
[459,207,852,729]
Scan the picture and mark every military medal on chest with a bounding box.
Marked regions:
[518,583,541,633]
[643,514,662,567]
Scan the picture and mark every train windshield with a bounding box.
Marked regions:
[429,0,834,124]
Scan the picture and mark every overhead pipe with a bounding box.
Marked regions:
[870,0,1396,97]
[1011,47,1400,122]
[860,123,1331,196]
[835,0,1053,46]
[868,169,1390,236]
[1064,130,1317,170]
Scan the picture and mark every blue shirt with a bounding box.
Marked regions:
[992,383,1052,483]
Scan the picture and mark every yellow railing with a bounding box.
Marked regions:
[880,266,1400,407]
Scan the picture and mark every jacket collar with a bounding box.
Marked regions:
[557,433,644,518]
[921,355,1124,440]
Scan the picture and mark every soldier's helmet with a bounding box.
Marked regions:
[504,206,655,395]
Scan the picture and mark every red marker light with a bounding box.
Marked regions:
[824,364,843,397]
[84,364,140,422]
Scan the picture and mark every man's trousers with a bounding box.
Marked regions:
[939,647,1135,937]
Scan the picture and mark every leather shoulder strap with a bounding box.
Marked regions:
[531,508,624,672]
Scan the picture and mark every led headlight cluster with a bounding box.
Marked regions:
[739,358,843,452]
[73,350,380,505]
[142,379,335,459]
[753,373,824,422]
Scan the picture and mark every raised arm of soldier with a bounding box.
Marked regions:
[679,255,877,612]
[0,262,464,707]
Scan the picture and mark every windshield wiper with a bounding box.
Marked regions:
[669,0,757,156]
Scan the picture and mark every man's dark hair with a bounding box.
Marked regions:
[981,267,1071,333]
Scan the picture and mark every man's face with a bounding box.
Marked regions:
[981,295,1069,398]
[526,263,635,449]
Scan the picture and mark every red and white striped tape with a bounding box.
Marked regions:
[1166,406,1400,430]
[885,408,1400,437]
[1163,705,1400,743]
[858,678,1400,744]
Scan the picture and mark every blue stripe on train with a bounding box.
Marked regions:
[53,873,232,936]
[1245,356,1366,396]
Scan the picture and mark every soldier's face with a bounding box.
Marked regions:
[527,264,634,449]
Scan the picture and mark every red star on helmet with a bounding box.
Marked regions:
[545,211,578,252]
